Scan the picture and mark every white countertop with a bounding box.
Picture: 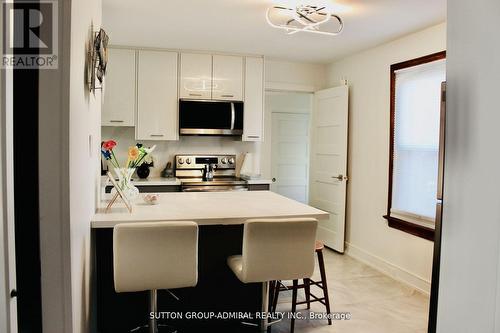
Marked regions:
[245,179,273,185]
[102,176,181,187]
[102,176,269,186]
[92,191,328,228]
[130,177,181,186]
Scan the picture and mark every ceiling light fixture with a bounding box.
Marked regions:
[266,4,344,36]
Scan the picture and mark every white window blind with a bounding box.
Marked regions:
[391,59,446,225]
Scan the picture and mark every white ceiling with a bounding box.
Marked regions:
[102,0,446,64]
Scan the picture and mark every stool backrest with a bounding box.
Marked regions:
[241,218,318,283]
[113,221,198,293]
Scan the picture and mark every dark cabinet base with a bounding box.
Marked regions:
[105,184,270,193]
[247,184,270,191]
[105,185,181,193]
[92,225,263,332]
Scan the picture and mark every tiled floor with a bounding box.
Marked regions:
[271,249,429,333]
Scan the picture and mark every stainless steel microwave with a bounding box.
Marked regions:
[179,99,244,136]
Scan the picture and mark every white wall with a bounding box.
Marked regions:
[40,0,102,332]
[102,59,325,179]
[325,22,446,293]
[68,0,102,332]
[437,1,500,331]
[38,0,72,331]
[265,59,326,92]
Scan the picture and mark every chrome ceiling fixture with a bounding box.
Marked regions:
[266,4,343,36]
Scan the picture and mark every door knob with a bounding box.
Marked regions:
[10,289,17,298]
[332,174,347,181]
[272,178,276,182]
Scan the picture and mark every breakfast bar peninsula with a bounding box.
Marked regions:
[91,191,329,332]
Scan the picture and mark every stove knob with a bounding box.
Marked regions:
[178,158,184,164]
[228,157,235,165]
[221,157,227,164]
[186,158,192,164]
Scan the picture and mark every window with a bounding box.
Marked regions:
[384,51,446,241]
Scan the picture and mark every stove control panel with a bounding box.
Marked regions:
[175,155,236,170]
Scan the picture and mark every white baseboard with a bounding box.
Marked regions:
[344,242,431,295]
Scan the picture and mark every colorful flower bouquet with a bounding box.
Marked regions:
[101,140,156,199]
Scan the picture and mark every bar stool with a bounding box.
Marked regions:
[227,218,318,332]
[270,240,332,333]
[113,221,198,333]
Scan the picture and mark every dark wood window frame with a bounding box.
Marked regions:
[384,51,446,242]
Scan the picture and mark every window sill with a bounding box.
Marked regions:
[383,215,435,241]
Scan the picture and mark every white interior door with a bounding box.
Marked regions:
[310,85,349,253]
[1,26,18,332]
[271,112,310,203]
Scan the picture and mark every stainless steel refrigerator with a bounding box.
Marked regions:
[428,81,446,332]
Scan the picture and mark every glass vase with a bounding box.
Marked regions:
[114,167,139,200]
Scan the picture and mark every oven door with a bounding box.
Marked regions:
[179,99,243,136]
[182,185,248,192]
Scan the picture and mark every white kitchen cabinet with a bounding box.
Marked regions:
[212,55,243,101]
[243,57,264,141]
[102,48,136,126]
[136,50,179,141]
[179,53,212,99]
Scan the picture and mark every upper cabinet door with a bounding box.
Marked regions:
[102,48,136,126]
[212,55,244,101]
[243,57,264,141]
[136,50,179,141]
[179,53,212,99]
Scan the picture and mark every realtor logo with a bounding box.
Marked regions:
[2,0,58,69]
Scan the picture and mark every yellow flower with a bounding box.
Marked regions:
[128,146,140,161]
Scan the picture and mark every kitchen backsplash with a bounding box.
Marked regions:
[101,127,262,177]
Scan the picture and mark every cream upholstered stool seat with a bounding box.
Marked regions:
[227,218,318,332]
[113,221,198,333]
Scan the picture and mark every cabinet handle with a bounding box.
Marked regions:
[221,94,234,98]
[230,103,235,130]
[247,135,260,139]
[189,93,202,97]
[150,134,164,137]
[109,120,124,123]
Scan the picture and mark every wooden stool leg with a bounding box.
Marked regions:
[290,279,298,333]
[317,250,332,325]
[268,281,275,312]
[304,278,311,309]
